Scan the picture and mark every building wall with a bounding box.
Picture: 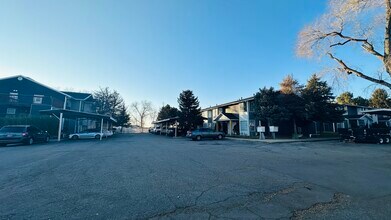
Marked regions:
[0,76,67,117]
[202,100,252,136]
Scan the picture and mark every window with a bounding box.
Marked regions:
[208,110,212,118]
[33,95,43,104]
[249,101,255,112]
[249,120,255,132]
[9,92,18,103]
[6,108,16,115]
[240,121,248,132]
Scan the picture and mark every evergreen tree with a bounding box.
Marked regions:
[302,75,344,126]
[369,89,391,108]
[352,96,370,107]
[116,104,131,130]
[279,75,307,135]
[336,92,354,105]
[253,87,289,127]
[178,90,204,132]
[157,104,179,120]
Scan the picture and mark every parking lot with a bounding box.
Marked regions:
[1,134,391,219]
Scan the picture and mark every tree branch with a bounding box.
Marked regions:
[324,31,384,60]
[327,53,391,89]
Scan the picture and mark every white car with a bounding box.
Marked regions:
[69,129,107,140]
[103,130,114,137]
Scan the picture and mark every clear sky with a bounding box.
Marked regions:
[0,0,381,109]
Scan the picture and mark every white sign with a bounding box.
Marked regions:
[269,126,279,132]
[257,126,265,132]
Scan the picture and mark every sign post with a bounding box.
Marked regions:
[257,121,265,140]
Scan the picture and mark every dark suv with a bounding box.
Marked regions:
[0,125,50,146]
[186,128,225,141]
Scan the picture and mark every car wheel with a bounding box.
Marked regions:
[385,137,390,144]
[95,134,101,139]
[217,134,223,140]
[378,137,384,144]
[196,135,202,141]
[72,135,79,140]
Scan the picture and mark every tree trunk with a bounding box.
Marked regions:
[385,0,391,74]
[293,118,297,135]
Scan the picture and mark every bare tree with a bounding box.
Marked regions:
[297,0,391,88]
[130,100,153,132]
[149,108,158,123]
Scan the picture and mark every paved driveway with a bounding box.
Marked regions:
[0,134,391,219]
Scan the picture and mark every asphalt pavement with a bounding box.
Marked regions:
[0,134,391,219]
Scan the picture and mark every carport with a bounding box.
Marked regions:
[152,117,179,137]
[40,109,117,141]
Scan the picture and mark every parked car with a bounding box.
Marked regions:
[0,125,50,146]
[103,129,114,137]
[167,127,183,137]
[69,129,106,140]
[187,128,225,141]
[152,126,161,135]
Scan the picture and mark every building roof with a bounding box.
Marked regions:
[0,75,72,98]
[342,104,374,109]
[344,115,373,120]
[62,91,93,100]
[202,96,254,111]
[40,109,117,122]
[214,113,239,122]
[152,117,179,124]
[361,109,391,116]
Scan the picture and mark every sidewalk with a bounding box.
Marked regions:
[225,137,340,144]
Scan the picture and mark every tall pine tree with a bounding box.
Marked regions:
[279,75,306,135]
[178,90,204,132]
[116,104,131,130]
[157,104,179,120]
[302,75,344,128]
[253,87,289,127]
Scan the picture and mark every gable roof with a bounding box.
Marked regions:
[0,75,72,98]
[214,113,239,122]
[203,96,254,111]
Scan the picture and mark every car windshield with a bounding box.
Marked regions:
[0,127,26,133]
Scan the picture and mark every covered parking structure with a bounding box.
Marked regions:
[152,117,179,137]
[40,109,117,141]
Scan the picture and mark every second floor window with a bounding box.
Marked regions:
[33,95,43,104]
[9,92,18,103]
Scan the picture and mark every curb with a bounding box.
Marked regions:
[225,137,340,144]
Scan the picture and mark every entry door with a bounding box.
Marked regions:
[222,122,228,134]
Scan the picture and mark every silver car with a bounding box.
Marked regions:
[69,129,105,140]
[186,128,225,141]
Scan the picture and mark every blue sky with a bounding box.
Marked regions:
[0,0,381,109]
